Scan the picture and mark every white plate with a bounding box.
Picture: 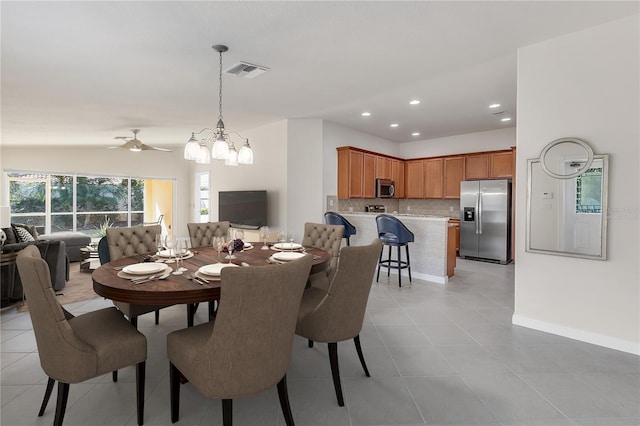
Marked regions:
[157,249,190,258]
[122,263,166,275]
[272,252,306,262]
[244,243,253,249]
[198,263,239,277]
[273,242,303,250]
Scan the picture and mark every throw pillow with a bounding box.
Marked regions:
[13,223,39,239]
[13,225,36,243]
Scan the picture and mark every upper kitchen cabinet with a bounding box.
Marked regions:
[337,147,364,198]
[423,158,443,198]
[489,150,514,178]
[376,156,392,180]
[443,156,465,199]
[465,153,489,179]
[405,160,424,198]
[363,153,376,198]
[391,159,405,198]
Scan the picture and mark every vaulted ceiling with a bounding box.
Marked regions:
[1,1,637,148]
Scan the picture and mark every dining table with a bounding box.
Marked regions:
[92,242,331,312]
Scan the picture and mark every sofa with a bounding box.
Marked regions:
[1,224,69,302]
[38,231,91,262]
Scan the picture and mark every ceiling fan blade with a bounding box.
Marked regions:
[144,144,173,152]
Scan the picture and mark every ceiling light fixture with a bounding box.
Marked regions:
[500,117,512,122]
[412,132,421,136]
[184,44,253,166]
[390,123,399,128]
[489,103,501,108]
[361,112,371,117]
[409,100,421,105]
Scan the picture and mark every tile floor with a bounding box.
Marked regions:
[1,259,639,425]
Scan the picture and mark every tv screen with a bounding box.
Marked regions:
[218,190,267,229]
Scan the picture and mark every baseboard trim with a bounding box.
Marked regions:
[512,314,640,355]
[379,269,447,284]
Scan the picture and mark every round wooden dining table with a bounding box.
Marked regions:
[92,243,330,306]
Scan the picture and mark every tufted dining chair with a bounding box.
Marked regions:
[296,239,383,406]
[16,245,147,426]
[301,222,344,291]
[106,225,171,327]
[187,221,230,248]
[167,255,313,426]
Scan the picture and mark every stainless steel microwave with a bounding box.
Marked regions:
[375,179,395,198]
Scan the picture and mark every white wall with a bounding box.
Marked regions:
[399,127,516,159]
[0,146,191,236]
[514,15,639,354]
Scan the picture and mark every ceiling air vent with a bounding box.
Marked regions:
[225,62,269,79]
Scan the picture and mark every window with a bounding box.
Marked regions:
[7,172,147,236]
[196,172,210,222]
[575,167,602,214]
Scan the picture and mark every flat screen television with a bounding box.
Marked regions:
[218,190,267,229]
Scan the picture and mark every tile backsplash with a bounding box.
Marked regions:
[332,198,460,218]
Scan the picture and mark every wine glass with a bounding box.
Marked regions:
[235,229,245,250]
[155,234,164,256]
[225,239,236,260]
[213,236,224,263]
[164,235,177,271]
[287,231,295,251]
[260,226,270,250]
[277,230,286,250]
[175,239,188,273]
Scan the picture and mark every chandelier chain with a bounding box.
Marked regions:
[218,49,223,122]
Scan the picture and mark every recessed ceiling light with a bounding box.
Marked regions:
[409,100,420,105]
[361,112,371,117]
[390,123,399,128]
[500,117,512,122]
[489,103,501,109]
[412,132,421,137]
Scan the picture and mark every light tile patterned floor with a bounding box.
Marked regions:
[1,259,639,425]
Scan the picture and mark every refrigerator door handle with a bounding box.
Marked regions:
[478,191,482,234]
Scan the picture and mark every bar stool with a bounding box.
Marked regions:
[324,211,357,246]
[375,214,415,287]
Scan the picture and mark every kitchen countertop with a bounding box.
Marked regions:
[339,211,451,219]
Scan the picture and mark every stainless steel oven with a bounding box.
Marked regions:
[375,179,395,198]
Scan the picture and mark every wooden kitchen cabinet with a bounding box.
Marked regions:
[363,153,376,198]
[490,151,513,178]
[376,156,392,180]
[405,160,424,198]
[423,158,443,199]
[443,156,465,199]
[465,153,489,179]
[337,148,363,198]
[391,159,405,198]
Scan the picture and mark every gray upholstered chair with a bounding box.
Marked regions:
[296,239,383,407]
[301,222,344,291]
[167,255,313,426]
[106,225,170,327]
[187,221,230,248]
[16,245,147,426]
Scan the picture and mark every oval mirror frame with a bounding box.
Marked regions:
[540,137,594,179]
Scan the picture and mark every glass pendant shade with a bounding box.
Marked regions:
[211,133,229,159]
[225,143,239,166]
[238,140,254,165]
[195,142,211,164]
[184,133,201,160]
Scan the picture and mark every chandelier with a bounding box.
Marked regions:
[184,44,254,166]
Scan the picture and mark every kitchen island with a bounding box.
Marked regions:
[341,213,454,284]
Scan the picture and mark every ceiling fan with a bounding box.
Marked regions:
[108,129,172,152]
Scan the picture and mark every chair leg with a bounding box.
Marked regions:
[376,245,383,282]
[136,361,145,426]
[208,301,216,320]
[187,304,196,327]
[397,245,402,287]
[53,382,70,426]
[38,377,55,416]
[277,375,295,426]
[112,370,118,382]
[387,245,392,277]
[345,236,350,246]
[154,309,160,325]
[406,244,412,282]
[170,363,181,423]
[308,339,314,348]
[353,335,370,377]
[222,399,233,426]
[328,342,345,407]
[130,316,138,328]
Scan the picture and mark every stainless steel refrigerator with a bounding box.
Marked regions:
[460,179,512,264]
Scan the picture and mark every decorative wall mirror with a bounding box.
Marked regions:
[527,138,608,260]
